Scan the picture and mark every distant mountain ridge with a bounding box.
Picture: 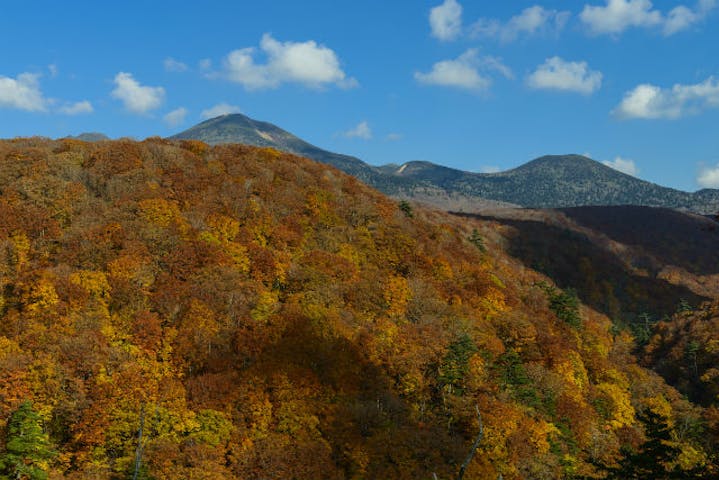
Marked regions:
[389,155,717,212]
[171,114,719,214]
[66,132,110,142]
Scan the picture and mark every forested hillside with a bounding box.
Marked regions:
[456,206,719,328]
[0,138,715,479]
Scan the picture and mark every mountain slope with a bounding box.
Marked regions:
[455,204,719,446]
[1,137,715,478]
[390,155,719,212]
[171,115,719,213]
[456,205,719,325]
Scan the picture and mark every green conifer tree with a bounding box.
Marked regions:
[605,410,697,479]
[0,401,55,480]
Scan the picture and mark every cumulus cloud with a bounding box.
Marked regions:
[697,163,719,188]
[415,50,490,91]
[342,121,372,140]
[664,5,701,34]
[602,156,639,176]
[664,1,718,34]
[580,0,717,36]
[163,107,188,126]
[222,33,357,90]
[0,72,95,116]
[200,102,242,119]
[479,165,502,173]
[0,73,47,111]
[0,73,95,115]
[614,77,719,119]
[471,6,571,42]
[580,0,662,34]
[58,100,93,115]
[415,49,511,92]
[111,72,165,114]
[430,0,463,41]
[164,57,188,72]
[527,57,603,94]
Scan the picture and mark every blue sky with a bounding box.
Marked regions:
[1,0,718,191]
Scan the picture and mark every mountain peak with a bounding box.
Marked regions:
[171,114,719,214]
[171,114,389,185]
[517,154,602,169]
[197,113,257,126]
[172,114,302,150]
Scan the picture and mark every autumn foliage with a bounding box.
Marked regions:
[0,137,714,478]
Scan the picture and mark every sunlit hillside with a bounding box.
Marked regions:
[0,138,714,479]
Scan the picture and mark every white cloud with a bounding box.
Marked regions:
[580,0,717,36]
[615,84,666,118]
[603,156,639,176]
[614,77,719,119]
[415,51,490,91]
[664,5,700,34]
[342,121,372,140]
[527,57,603,94]
[471,6,571,42]
[200,102,242,119]
[48,64,58,78]
[0,73,47,112]
[164,57,188,72]
[697,163,719,188]
[386,133,403,141]
[222,33,357,90]
[479,165,502,173]
[1,73,94,116]
[415,49,511,91]
[199,59,212,71]
[58,100,93,115]
[580,0,662,34]
[664,1,717,34]
[430,0,463,41]
[164,107,188,126]
[111,72,165,114]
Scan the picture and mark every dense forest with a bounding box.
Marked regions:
[0,138,716,479]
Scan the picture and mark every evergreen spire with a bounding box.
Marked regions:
[0,401,55,480]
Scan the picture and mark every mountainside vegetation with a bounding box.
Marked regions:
[455,205,719,476]
[171,114,719,214]
[457,206,719,328]
[645,301,719,408]
[0,137,716,478]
